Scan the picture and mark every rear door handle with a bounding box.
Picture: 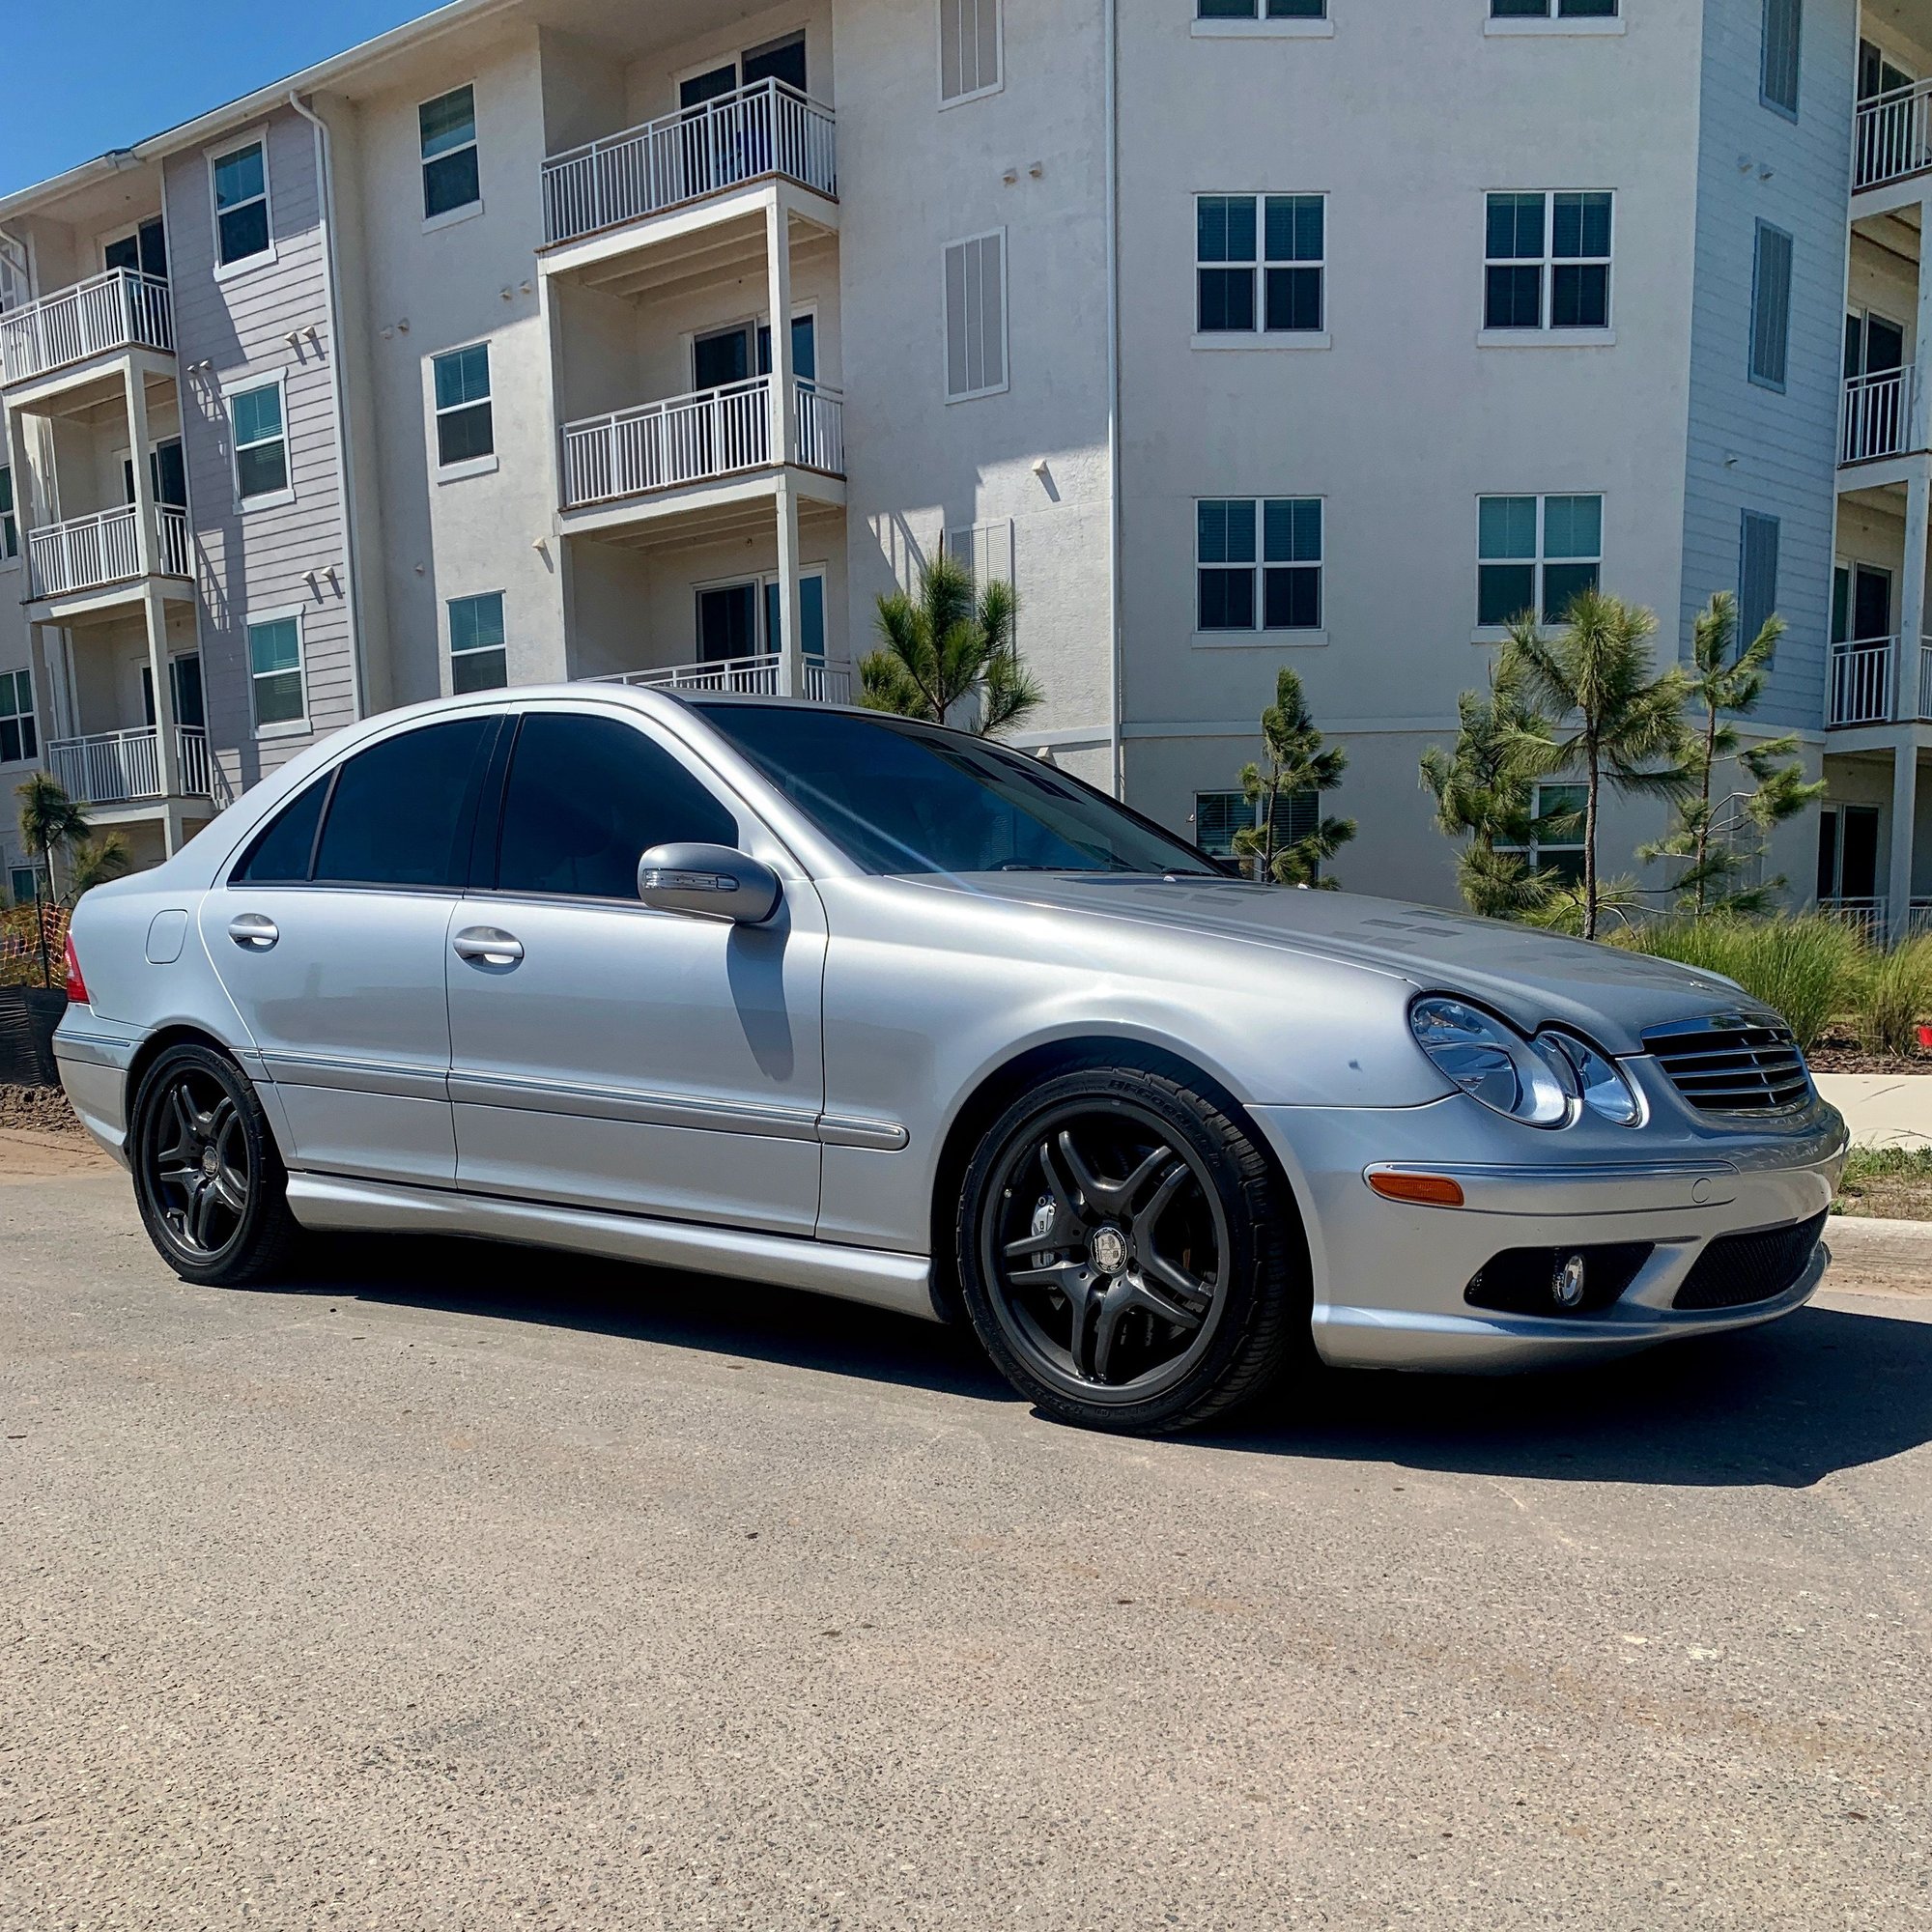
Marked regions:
[228,913,279,951]
[453,926,525,967]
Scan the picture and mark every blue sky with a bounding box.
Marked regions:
[0,1,439,197]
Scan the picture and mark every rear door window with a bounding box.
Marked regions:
[310,718,497,889]
[232,774,330,883]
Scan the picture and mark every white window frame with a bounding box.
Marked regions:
[428,341,497,481]
[1478,189,1616,348]
[943,228,1009,403]
[447,590,509,695]
[689,564,831,659]
[1474,492,1605,636]
[245,605,309,740]
[1497,781,1588,881]
[1191,0,1334,39]
[224,370,294,512]
[1484,0,1623,35]
[419,82,484,232]
[938,0,1005,106]
[1192,496,1327,648]
[207,128,276,280]
[1192,191,1331,351]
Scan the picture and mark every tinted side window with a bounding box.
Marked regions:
[233,774,330,883]
[312,718,496,888]
[496,713,737,900]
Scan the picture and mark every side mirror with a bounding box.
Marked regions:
[637,842,783,925]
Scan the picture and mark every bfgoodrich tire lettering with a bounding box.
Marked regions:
[130,1042,301,1288]
[955,1066,1309,1435]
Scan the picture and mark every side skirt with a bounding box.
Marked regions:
[283,1174,941,1323]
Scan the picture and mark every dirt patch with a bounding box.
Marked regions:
[0,1084,86,1139]
[1824,1215,1932,1296]
[1807,1033,1931,1076]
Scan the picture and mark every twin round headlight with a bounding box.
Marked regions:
[1409,997,1641,1129]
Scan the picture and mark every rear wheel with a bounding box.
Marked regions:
[955,1066,1308,1435]
[130,1043,300,1288]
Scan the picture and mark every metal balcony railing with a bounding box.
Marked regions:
[1840,365,1911,464]
[1854,77,1932,192]
[0,269,173,386]
[560,376,843,509]
[542,78,837,246]
[45,724,225,807]
[593,654,852,704]
[1828,636,1894,726]
[25,504,188,600]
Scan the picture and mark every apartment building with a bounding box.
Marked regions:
[0,0,1924,937]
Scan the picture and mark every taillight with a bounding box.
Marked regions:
[63,934,90,1006]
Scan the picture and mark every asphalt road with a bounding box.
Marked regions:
[3,1163,1930,1931]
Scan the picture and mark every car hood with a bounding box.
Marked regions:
[925,874,1762,1056]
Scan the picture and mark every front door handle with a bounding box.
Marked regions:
[228,913,279,951]
[453,926,525,967]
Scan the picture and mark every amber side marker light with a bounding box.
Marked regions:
[1367,1171,1465,1208]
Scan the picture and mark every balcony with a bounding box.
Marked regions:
[1840,365,1912,465]
[0,269,173,388]
[1820,896,1932,940]
[560,376,843,511]
[542,78,836,248]
[1855,78,1932,194]
[25,504,189,603]
[46,725,230,810]
[593,653,852,704]
[1827,635,1932,726]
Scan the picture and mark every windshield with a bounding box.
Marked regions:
[691,702,1223,879]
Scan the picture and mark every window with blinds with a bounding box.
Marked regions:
[1761,0,1803,117]
[1739,513,1781,650]
[940,0,1002,102]
[1749,221,1793,390]
[945,231,1009,401]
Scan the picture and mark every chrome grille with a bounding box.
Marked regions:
[1642,1016,1811,1113]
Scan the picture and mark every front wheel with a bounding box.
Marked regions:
[129,1042,301,1288]
[955,1066,1309,1435]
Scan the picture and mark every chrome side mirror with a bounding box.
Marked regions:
[637,842,782,925]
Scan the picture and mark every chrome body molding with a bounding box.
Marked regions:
[283,1173,938,1322]
[816,1113,910,1151]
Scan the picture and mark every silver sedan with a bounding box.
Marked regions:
[55,688,1849,1434]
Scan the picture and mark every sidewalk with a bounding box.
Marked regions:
[1814,1073,1932,1150]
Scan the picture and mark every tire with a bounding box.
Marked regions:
[129,1042,302,1288]
[955,1065,1309,1435]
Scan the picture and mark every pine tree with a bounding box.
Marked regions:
[1232,666,1355,888]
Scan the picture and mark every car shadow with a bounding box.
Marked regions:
[273,1236,1932,1490]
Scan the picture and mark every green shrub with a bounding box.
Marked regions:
[1853,936,1932,1058]
[1613,916,1864,1053]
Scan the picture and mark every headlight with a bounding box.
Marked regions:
[1409,997,1576,1126]
[1539,1030,1643,1127]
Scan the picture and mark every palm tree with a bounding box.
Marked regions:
[15,774,92,989]
[1232,666,1355,887]
[1639,591,1824,915]
[65,832,132,901]
[861,552,1043,736]
[1501,589,1696,941]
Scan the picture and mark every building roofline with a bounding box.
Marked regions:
[0,0,524,222]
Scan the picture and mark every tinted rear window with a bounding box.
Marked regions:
[312,718,496,888]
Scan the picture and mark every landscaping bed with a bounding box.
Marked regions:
[1833,1146,1932,1222]
[0,1083,87,1140]
[1806,1033,1930,1077]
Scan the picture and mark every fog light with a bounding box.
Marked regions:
[1551,1252,1587,1310]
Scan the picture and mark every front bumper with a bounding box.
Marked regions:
[1251,1086,1849,1373]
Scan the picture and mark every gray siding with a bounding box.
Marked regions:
[162,108,352,797]
[1681,0,1856,736]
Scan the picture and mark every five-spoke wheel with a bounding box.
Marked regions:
[957,1065,1307,1434]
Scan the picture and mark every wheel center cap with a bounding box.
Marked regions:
[201,1147,220,1177]
[1089,1227,1129,1276]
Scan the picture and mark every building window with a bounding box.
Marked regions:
[248,613,307,733]
[1484,191,1611,331]
[1761,0,1803,116]
[939,0,1002,101]
[944,231,1008,401]
[1196,194,1325,334]
[1749,221,1793,389]
[1198,0,1325,17]
[1739,512,1781,647]
[449,592,508,693]
[1194,791,1254,857]
[1492,0,1617,14]
[1498,782,1587,887]
[0,464,15,560]
[1478,494,1602,625]
[420,86,481,220]
[210,138,271,270]
[230,382,290,502]
[1197,497,1323,632]
[0,669,36,764]
[432,344,494,468]
[9,865,36,906]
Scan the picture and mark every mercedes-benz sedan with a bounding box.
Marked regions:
[55,688,1848,1434]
